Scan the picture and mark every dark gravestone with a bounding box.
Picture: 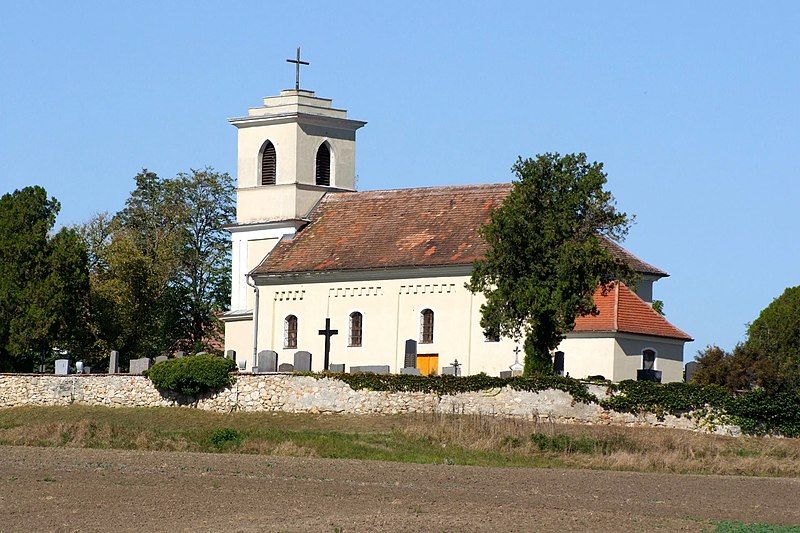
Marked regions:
[225,350,236,363]
[401,367,421,376]
[404,339,417,369]
[553,351,565,376]
[329,363,345,373]
[637,369,662,383]
[129,358,151,375]
[55,359,70,375]
[499,371,512,378]
[278,363,294,372]
[109,351,120,373]
[294,351,312,372]
[684,361,698,383]
[154,355,168,364]
[257,350,278,373]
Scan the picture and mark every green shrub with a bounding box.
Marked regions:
[209,428,243,448]
[600,380,731,418]
[146,355,236,397]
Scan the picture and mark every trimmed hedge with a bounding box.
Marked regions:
[146,355,236,397]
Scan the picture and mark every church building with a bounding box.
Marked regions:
[221,79,692,382]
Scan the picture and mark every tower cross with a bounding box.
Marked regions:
[286,47,310,91]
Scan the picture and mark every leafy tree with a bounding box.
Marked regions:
[651,299,665,315]
[78,168,234,363]
[747,286,800,376]
[467,153,635,375]
[0,187,90,371]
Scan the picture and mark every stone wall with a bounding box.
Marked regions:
[0,374,740,436]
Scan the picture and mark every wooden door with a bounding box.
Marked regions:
[417,354,439,376]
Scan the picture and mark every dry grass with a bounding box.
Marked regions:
[2,406,800,477]
[399,412,800,476]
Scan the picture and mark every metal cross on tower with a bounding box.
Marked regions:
[286,47,310,91]
[318,317,338,371]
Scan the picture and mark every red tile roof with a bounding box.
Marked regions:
[573,282,692,341]
[251,183,668,277]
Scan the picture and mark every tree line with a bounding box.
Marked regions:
[0,168,234,372]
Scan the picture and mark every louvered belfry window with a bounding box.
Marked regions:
[420,309,434,344]
[261,141,276,185]
[284,315,298,349]
[349,312,363,347]
[315,143,331,186]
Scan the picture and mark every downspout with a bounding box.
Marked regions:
[246,273,259,374]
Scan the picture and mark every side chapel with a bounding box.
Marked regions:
[221,64,692,382]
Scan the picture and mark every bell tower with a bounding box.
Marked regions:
[223,55,366,333]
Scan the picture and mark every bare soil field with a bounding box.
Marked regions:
[2,445,800,532]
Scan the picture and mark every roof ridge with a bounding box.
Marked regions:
[617,282,693,341]
[323,182,513,197]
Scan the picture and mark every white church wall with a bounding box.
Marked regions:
[555,336,617,380]
[613,335,684,383]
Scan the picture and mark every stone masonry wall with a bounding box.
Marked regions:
[0,374,740,436]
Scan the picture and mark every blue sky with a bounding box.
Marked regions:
[1,2,798,360]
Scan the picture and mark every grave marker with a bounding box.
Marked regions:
[404,339,417,369]
[109,351,119,373]
[55,359,70,375]
[278,363,294,372]
[129,358,151,375]
[257,350,278,373]
[294,351,312,372]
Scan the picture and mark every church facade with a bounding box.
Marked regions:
[221,87,692,382]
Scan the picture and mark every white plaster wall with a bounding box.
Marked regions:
[556,337,617,380]
[613,335,685,383]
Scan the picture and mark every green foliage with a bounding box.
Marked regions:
[467,153,635,376]
[146,355,236,397]
[307,372,599,404]
[692,344,786,392]
[0,186,91,371]
[209,428,243,448]
[602,380,800,437]
[79,168,234,364]
[747,285,800,379]
[651,299,664,315]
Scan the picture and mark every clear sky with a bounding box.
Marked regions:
[1,2,798,360]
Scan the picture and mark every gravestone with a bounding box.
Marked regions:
[329,363,345,373]
[174,351,186,359]
[637,369,662,383]
[400,367,421,376]
[109,351,119,373]
[83,366,92,374]
[442,366,456,376]
[404,339,417,369]
[129,358,151,375]
[154,355,168,364]
[684,361,698,383]
[55,359,70,375]
[553,351,565,376]
[75,361,84,374]
[294,351,312,372]
[225,350,236,363]
[257,350,278,373]
[499,370,512,378]
[350,365,390,375]
[278,363,294,372]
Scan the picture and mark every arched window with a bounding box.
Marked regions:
[642,349,656,370]
[260,140,277,185]
[420,309,434,344]
[284,315,298,349]
[315,143,331,186]
[349,312,363,347]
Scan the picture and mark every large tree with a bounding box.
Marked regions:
[0,187,90,371]
[747,286,800,376]
[467,153,635,375]
[79,168,234,363]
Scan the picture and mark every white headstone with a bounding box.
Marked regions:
[55,359,70,375]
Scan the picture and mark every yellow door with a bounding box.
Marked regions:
[417,354,439,376]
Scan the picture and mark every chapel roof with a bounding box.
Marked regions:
[572,282,693,341]
[251,183,668,277]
